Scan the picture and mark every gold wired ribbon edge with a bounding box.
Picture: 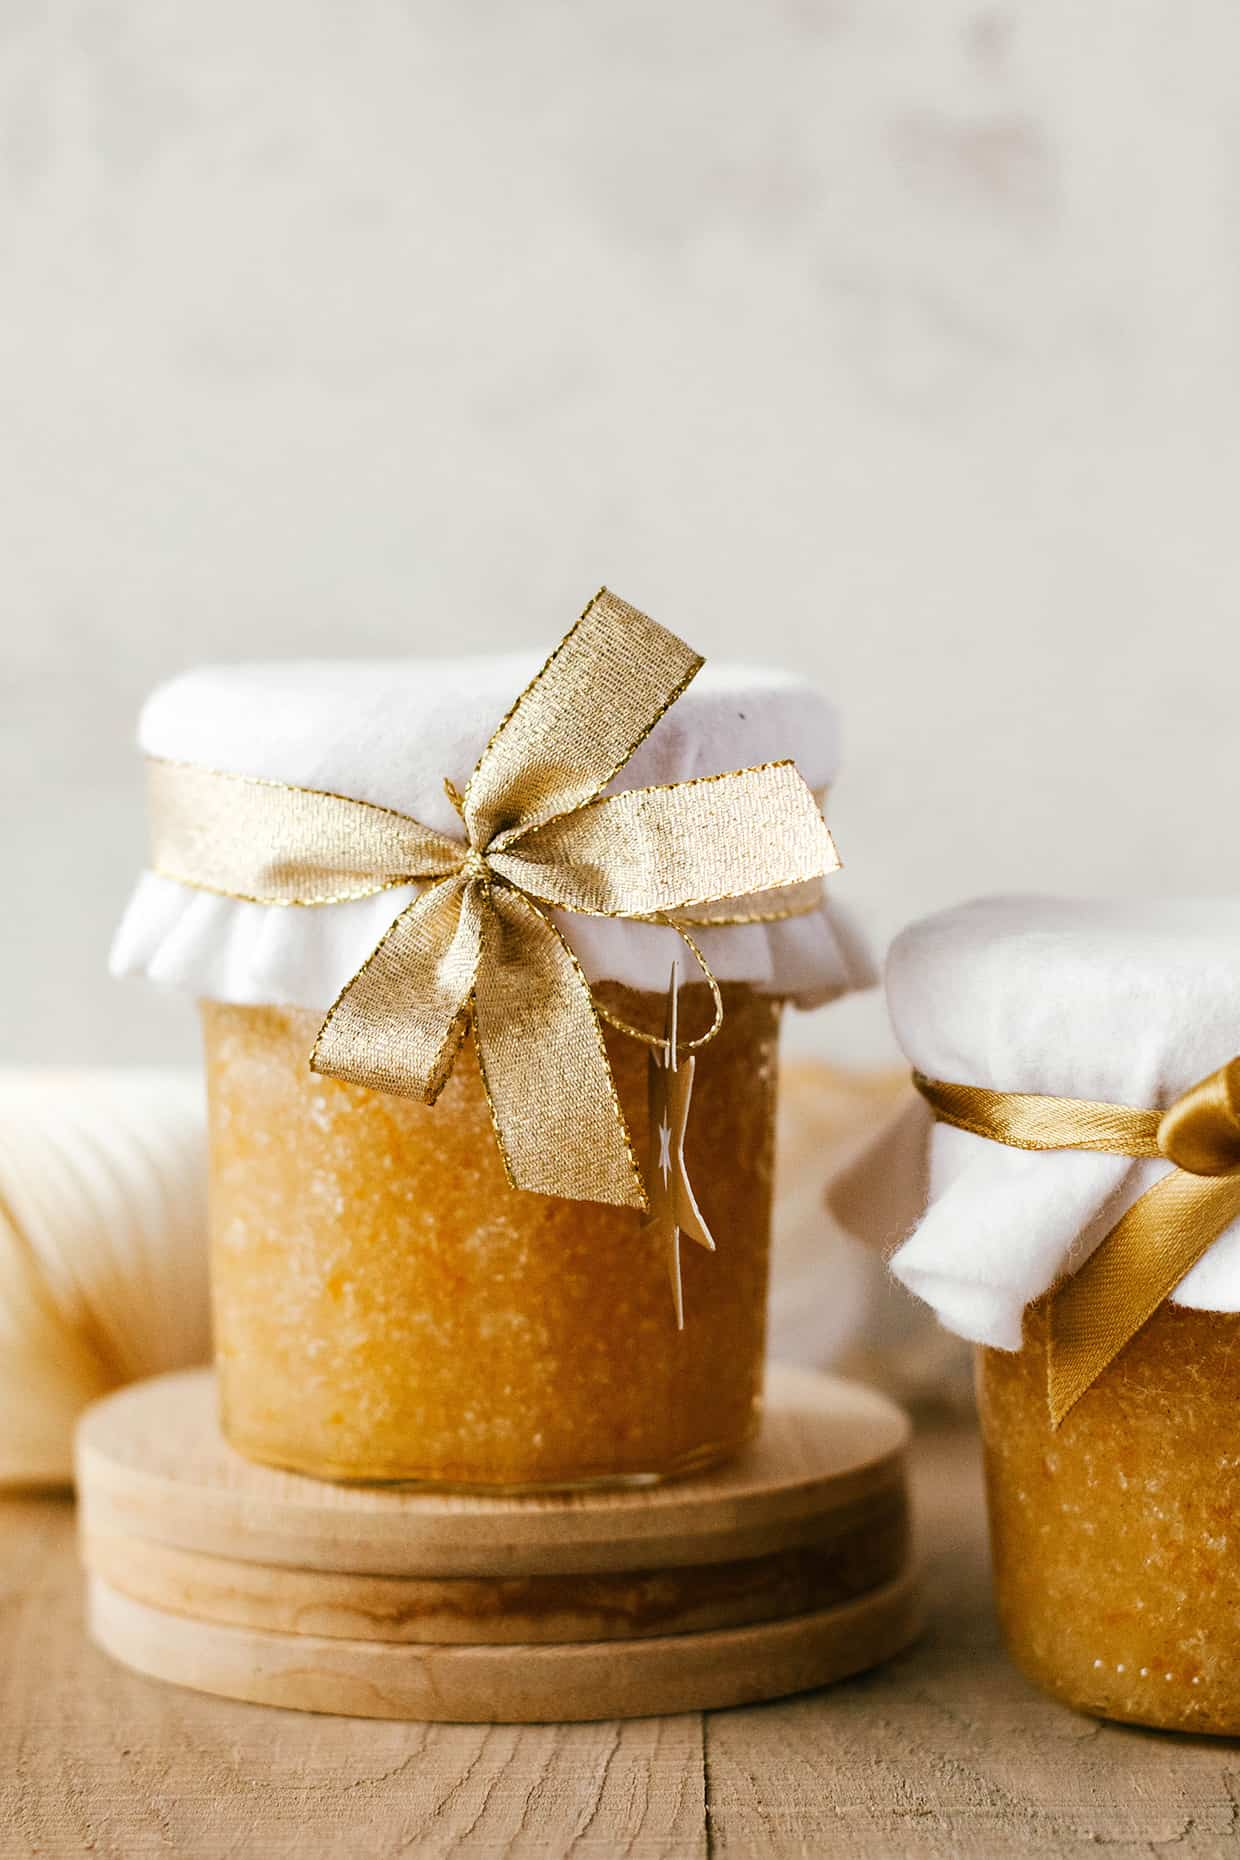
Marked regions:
[146,588,840,1212]
[913,1063,1240,1424]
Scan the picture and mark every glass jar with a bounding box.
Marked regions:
[978,1294,1240,1735]
[204,981,779,1490]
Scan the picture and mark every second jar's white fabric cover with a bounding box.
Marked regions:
[880,896,1240,1344]
[111,654,870,1011]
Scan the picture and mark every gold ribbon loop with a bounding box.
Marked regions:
[1156,1058,1240,1175]
[464,590,703,851]
[147,759,463,905]
[914,1063,1240,1425]
[146,588,840,1210]
[488,764,838,919]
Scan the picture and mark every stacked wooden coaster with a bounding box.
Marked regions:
[77,1365,920,1722]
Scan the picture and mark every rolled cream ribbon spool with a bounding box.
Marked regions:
[0,1070,209,1487]
[777,1061,975,1412]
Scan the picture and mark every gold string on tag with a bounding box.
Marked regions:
[643,962,716,1327]
[146,588,841,1211]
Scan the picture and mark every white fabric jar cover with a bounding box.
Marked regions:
[111,654,871,1011]
[847,896,1240,1347]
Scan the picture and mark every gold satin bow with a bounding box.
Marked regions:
[914,1061,1240,1424]
[147,589,840,1210]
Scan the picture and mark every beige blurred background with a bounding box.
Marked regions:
[5,1,1237,1070]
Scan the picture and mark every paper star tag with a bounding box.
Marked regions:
[643,961,716,1328]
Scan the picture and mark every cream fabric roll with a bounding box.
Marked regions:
[0,1070,210,1487]
[771,1062,973,1411]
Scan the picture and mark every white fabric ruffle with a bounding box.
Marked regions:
[110,653,872,1010]
[879,896,1240,1342]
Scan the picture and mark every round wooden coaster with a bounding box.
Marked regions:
[87,1569,922,1722]
[81,1487,908,1643]
[76,1364,910,1578]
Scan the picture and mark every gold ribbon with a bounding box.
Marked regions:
[914,1062,1240,1424]
[147,588,840,1210]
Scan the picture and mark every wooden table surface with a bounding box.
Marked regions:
[3,1423,1240,1860]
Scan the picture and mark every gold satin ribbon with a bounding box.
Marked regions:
[914,1062,1240,1424]
[148,588,840,1211]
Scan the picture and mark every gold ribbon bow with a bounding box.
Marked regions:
[147,589,839,1210]
[915,1061,1240,1424]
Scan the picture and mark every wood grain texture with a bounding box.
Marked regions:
[703,1432,1240,1860]
[81,1500,908,1644]
[7,1430,1240,1857]
[75,1364,909,1576]
[86,1569,922,1723]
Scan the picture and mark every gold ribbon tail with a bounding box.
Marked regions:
[473,885,646,1210]
[312,876,483,1102]
[1048,1167,1240,1425]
